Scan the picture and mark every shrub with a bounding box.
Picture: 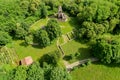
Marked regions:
[33,29,50,47]
[0,31,12,46]
[86,59,92,66]
[81,63,86,67]
[45,19,61,41]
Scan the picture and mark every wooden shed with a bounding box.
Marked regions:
[20,56,33,66]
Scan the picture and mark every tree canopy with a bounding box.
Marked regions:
[46,19,61,41]
[92,38,120,64]
[33,29,50,47]
[0,31,12,46]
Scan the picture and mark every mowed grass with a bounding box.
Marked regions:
[11,40,57,61]
[61,40,92,62]
[30,17,74,34]
[59,19,73,34]
[30,18,48,31]
[71,63,120,80]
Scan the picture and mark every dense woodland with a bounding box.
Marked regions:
[0,0,120,80]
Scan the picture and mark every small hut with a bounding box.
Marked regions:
[57,6,67,21]
[20,56,33,66]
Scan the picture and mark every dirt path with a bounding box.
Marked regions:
[62,35,69,43]
[63,60,70,66]
[65,58,98,71]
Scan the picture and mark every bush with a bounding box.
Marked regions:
[92,38,120,64]
[33,29,50,47]
[39,51,61,66]
[86,59,91,66]
[0,31,12,46]
[70,54,75,60]
[45,19,61,41]
[24,35,33,45]
[81,63,86,67]
[75,52,81,58]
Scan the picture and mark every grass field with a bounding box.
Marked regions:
[30,17,74,34]
[61,40,92,63]
[11,40,57,61]
[71,62,120,80]
[59,19,73,34]
[30,18,49,31]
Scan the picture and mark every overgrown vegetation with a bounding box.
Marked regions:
[0,0,120,80]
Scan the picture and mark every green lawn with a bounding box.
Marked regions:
[11,40,57,61]
[30,18,49,31]
[71,62,120,80]
[30,17,73,34]
[59,18,73,34]
[61,40,92,62]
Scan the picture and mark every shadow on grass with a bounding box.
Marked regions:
[19,41,44,49]
[19,42,28,47]
[68,17,80,29]
[63,55,72,61]
[63,47,92,62]
[76,47,92,60]
[32,44,44,49]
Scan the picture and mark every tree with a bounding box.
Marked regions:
[77,21,106,41]
[39,51,61,66]
[41,4,48,18]
[34,29,50,47]
[0,31,12,46]
[15,26,28,39]
[50,67,72,80]
[27,62,44,80]
[92,38,120,64]
[7,66,27,80]
[109,18,119,32]
[46,19,61,41]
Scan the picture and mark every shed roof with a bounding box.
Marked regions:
[20,56,33,66]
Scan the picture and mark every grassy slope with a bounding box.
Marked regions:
[62,41,88,55]
[12,40,57,60]
[62,40,92,63]
[30,17,74,35]
[59,19,73,34]
[71,63,120,80]
[30,18,49,31]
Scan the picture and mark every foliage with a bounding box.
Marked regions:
[0,31,12,46]
[33,29,50,47]
[27,62,44,80]
[24,35,33,45]
[77,21,105,41]
[46,19,61,41]
[92,38,120,64]
[41,3,48,18]
[39,51,61,66]
[75,0,120,41]
[15,26,28,39]
[7,66,27,80]
[42,63,53,80]
[50,67,72,80]
[77,0,119,22]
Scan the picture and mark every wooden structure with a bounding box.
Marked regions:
[57,6,67,21]
[20,56,33,66]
